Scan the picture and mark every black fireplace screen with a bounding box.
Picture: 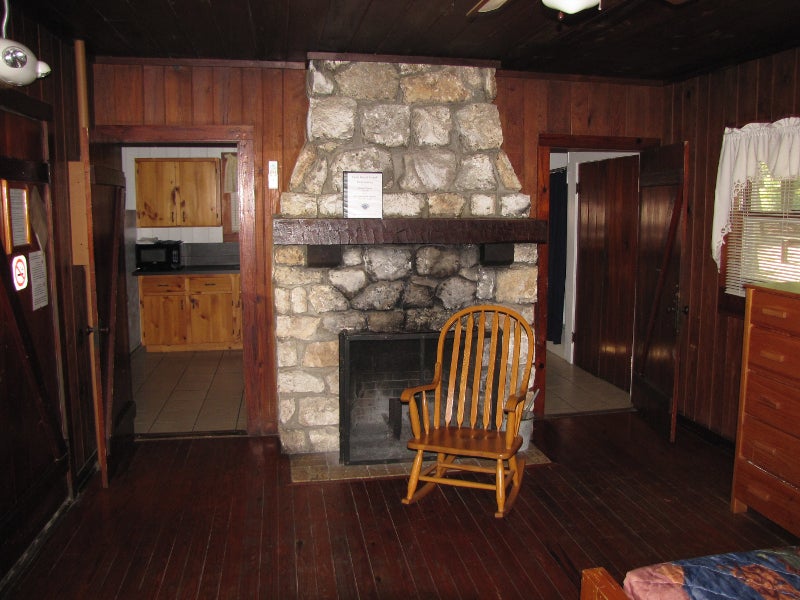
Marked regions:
[339,331,441,465]
[339,328,505,465]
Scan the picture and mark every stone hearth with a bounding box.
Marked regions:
[275,59,537,455]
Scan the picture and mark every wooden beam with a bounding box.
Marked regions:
[272,218,548,245]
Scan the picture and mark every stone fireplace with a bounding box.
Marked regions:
[274,59,539,455]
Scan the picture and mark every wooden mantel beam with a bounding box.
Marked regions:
[272,218,548,246]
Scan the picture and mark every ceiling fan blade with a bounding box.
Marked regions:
[466,0,511,17]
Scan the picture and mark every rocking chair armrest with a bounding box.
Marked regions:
[400,382,438,439]
[502,391,527,414]
[399,382,438,403]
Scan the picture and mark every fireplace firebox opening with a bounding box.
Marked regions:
[339,331,440,465]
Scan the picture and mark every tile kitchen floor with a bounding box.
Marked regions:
[131,348,246,435]
[544,350,634,416]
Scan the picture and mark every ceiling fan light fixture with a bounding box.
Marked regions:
[541,0,600,14]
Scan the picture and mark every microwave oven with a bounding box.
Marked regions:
[135,240,183,271]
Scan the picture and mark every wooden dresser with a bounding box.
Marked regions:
[732,283,800,537]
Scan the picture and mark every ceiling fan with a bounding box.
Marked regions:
[467,0,691,18]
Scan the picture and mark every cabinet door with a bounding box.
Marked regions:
[140,294,188,346]
[189,293,234,343]
[188,275,234,344]
[176,159,221,226]
[135,160,177,227]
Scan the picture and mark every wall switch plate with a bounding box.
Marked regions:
[268,161,278,189]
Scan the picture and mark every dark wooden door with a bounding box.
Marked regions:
[0,114,68,576]
[574,155,640,392]
[89,165,135,481]
[631,143,688,442]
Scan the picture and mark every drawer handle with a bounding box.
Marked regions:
[760,307,788,319]
[752,440,778,456]
[204,283,217,287]
[759,350,786,363]
[755,394,782,410]
[746,485,772,502]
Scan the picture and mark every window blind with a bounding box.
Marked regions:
[725,163,800,297]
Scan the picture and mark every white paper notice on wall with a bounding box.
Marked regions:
[343,171,383,218]
[28,250,49,310]
[9,187,30,247]
[268,161,278,190]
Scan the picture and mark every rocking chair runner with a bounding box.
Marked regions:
[400,304,535,518]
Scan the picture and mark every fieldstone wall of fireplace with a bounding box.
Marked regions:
[275,59,538,455]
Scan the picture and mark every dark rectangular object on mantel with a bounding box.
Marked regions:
[307,245,343,267]
[480,243,515,266]
[272,218,548,246]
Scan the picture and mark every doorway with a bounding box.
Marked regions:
[543,150,638,416]
[92,124,268,435]
[537,137,687,438]
[121,145,245,436]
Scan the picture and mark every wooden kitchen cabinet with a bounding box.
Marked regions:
[139,273,241,351]
[135,158,221,227]
[139,275,189,347]
[188,275,239,345]
[731,283,800,537]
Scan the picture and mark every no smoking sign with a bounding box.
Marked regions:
[12,255,28,291]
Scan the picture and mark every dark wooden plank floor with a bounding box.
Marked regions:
[7,412,798,599]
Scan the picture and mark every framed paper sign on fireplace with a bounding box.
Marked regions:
[343,171,383,218]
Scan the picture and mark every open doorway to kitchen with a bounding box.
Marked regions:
[121,145,245,436]
[92,124,268,437]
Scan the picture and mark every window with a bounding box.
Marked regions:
[712,117,800,296]
[724,163,800,297]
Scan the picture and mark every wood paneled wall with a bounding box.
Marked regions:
[494,74,665,183]
[662,48,800,440]
[92,58,308,434]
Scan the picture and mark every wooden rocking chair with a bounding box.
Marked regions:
[400,304,535,518]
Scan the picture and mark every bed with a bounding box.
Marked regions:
[580,546,800,599]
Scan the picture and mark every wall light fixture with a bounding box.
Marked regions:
[1,0,51,87]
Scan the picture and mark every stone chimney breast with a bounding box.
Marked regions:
[276,60,537,454]
[284,60,528,215]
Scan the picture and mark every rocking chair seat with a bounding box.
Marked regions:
[407,427,523,460]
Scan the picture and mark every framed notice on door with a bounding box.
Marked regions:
[343,171,383,218]
[1,179,32,254]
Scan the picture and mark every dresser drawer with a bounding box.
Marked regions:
[733,460,800,537]
[750,288,800,336]
[140,275,186,295]
[748,326,800,382]
[739,415,800,488]
[744,370,800,432]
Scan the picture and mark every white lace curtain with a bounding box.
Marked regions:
[712,116,800,270]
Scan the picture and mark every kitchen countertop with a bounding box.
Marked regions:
[133,265,240,276]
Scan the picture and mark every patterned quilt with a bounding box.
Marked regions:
[623,547,800,599]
